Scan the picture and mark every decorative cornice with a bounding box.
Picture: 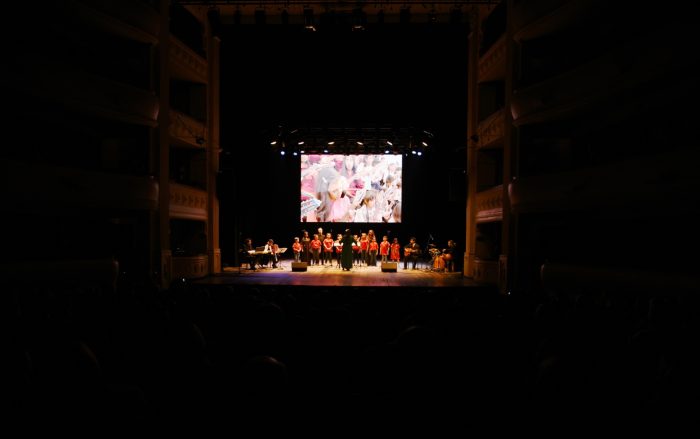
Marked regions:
[12,66,159,127]
[478,34,506,82]
[476,108,505,148]
[475,184,503,222]
[508,148,700,214]
[170,182,208,220]
[70,0,160,44]
[1,159,158,213]
[169,35,208,84]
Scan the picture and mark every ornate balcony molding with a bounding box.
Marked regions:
[172,255,209,279]
[70,0,160,44]
[169,109,207,148]
[476,108,505,149]
[169,35,208,84]
[170,182,208,220]
[478,34,506,83]
[1,159,158,213]
[511,27,684,127]
[13,65,159,127]
[475,185,503,223]
[513,0,600,43]
[509,148,700,215]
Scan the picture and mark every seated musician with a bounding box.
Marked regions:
[264,239,279,268]
[403,237,420,270]
[240,238,257,270]
[442,239,457,272]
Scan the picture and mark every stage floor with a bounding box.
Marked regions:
[196,263,480,288]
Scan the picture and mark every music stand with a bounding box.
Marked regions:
[275,247,288,269]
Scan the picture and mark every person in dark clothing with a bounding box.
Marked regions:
[403,237,421,270]
[341,229,354,271]
[241,238,257,270]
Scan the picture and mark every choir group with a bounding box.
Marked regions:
[241,227,457,272]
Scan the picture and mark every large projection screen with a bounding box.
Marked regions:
[301,154,402,223]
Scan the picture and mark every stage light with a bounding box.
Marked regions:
[386,140,393,146]
[428,10,437,24]
[328,141,335,145]
[304,8,316,31]
[298,141,304,145]
[357,141,363,146]
[280,151,285,156]
[352,7,366,31]
[417,151,422,156]
[422,141,428,147]
[323,149,328,153]
[411,150,417,155]
[300,150,305,154]
[293,151,298,156]
[385,150,390,154]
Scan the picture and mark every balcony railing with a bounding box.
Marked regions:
[478,34,506,83]
[70,0,160,44]
[169,35,208,84]
[170,182,208,220]
[475,184,503,223]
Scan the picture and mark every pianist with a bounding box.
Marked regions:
[240,238,257,270]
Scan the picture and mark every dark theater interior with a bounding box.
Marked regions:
[3,0,699,429]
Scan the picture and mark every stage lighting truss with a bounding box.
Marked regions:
[269,126,433,157]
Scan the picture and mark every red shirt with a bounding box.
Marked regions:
[380,241,390,255]
[390,243,401,260]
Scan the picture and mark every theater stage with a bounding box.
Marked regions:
[195,263,481,288]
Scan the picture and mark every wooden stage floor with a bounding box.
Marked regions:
[195,262,481,288]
